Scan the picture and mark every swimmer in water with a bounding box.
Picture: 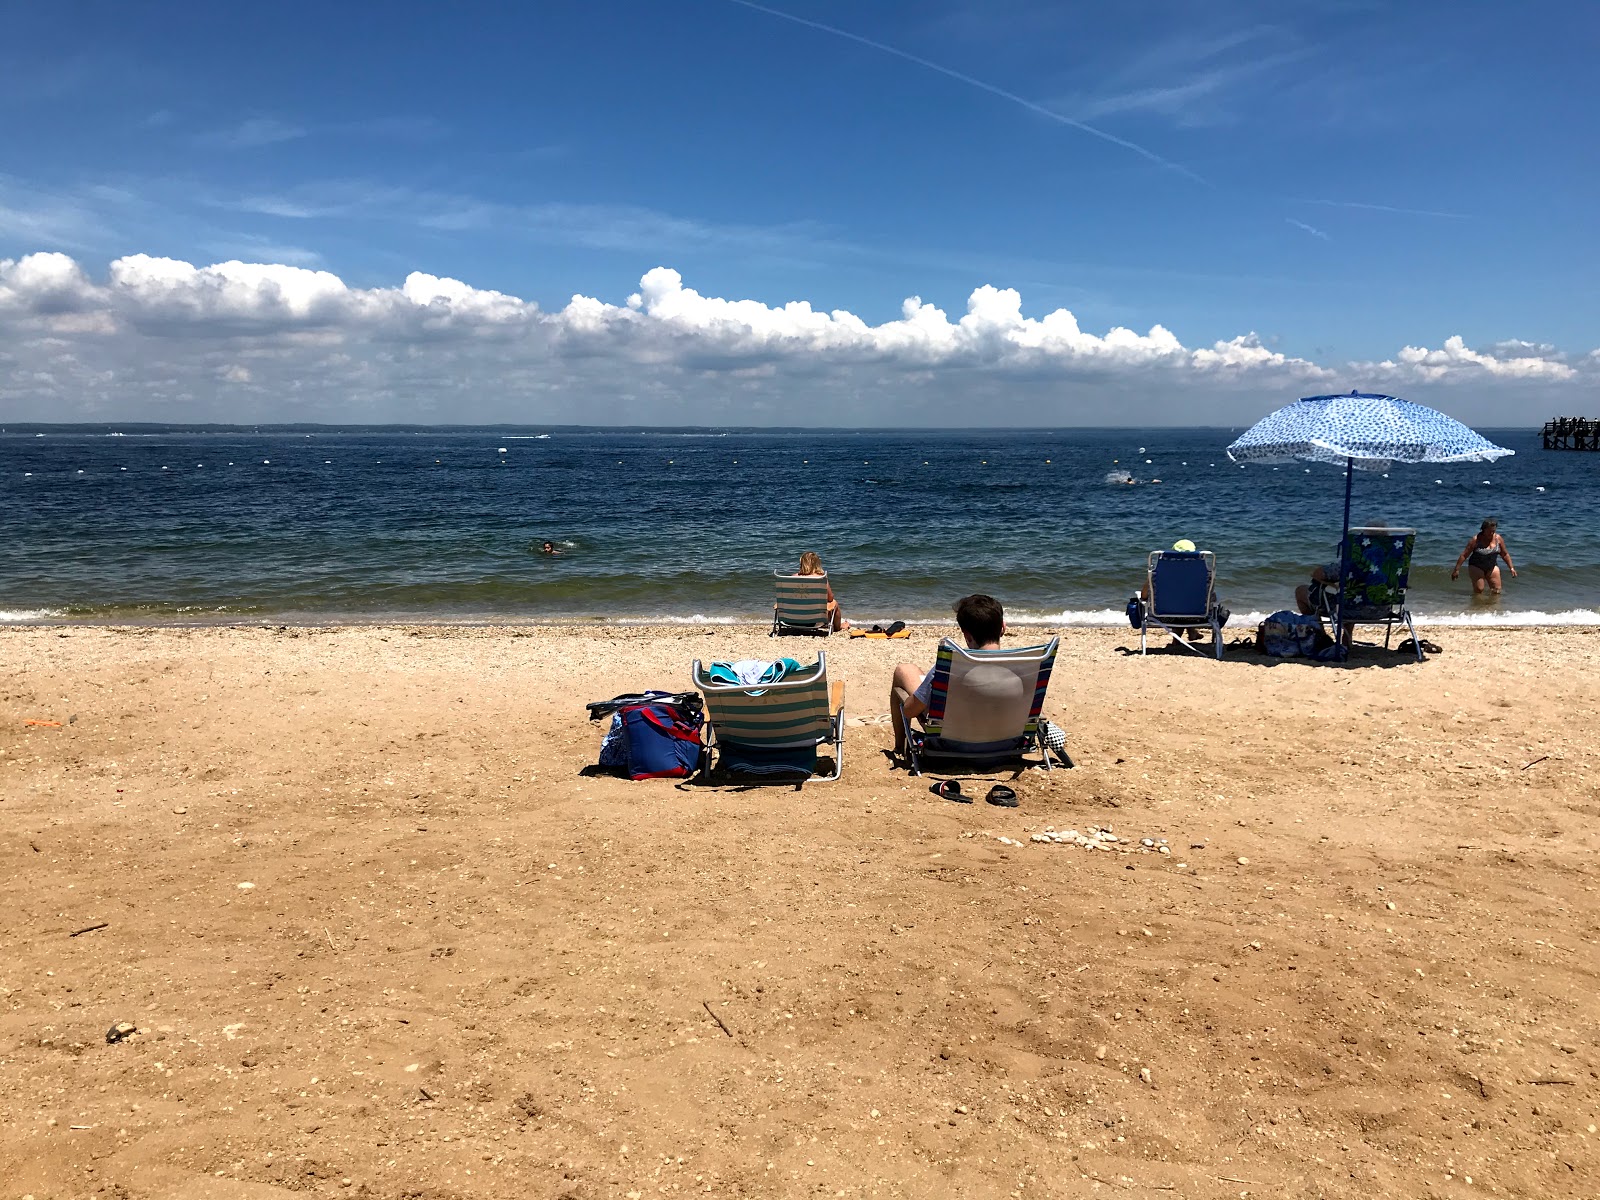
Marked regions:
[540,541,562,557]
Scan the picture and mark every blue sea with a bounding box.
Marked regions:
[1,425,1594,626]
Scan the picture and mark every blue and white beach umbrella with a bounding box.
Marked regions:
[1226,391,1513,473]
[1226,391,1512,645]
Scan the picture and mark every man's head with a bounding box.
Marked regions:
[954,593,1005,647]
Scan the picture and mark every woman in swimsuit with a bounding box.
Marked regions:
[797,551,848,631]
[1451,518,1516,595]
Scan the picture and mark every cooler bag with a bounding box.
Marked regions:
[619,701,704,780]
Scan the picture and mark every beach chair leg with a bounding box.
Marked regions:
[1213,615,1224,660]
[697,729,715,782]
[825,706,845,781]
[1139,621,1147,655]
[1405,611,1421,662]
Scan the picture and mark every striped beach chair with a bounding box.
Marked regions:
[691,655,845,782]
[771,572,832,636]
[903,637,1061,776]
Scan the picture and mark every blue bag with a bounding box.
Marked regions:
[1257,610,1333,658]
[620,701,704,780]
[1125,595,1144,629]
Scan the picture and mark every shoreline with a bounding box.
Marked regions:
[4,606,1600,629]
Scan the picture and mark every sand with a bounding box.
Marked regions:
[2,622,1596,1199]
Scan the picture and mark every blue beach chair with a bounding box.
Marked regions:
[691,655,844,782]
[771,572,833,637]
[1317,527,1421,661]
[901,638,1061,776]
[1139,550,1225,659]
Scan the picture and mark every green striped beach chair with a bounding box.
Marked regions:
[903,637,1061,776]
[771,572,833,636]
[691,655,845,782]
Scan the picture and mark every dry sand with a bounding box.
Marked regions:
[2,623,1597,1199]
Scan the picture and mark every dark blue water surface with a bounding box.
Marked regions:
[1,426,1594,624]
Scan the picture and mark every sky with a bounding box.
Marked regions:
[1,0,1596,426]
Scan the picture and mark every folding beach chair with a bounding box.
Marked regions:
[1318,527,1422,661]
[901,637,1062,776]
[771,572,832,637]
[690,654,844,782]
[1139,550,1224,660]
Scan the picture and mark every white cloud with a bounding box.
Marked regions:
[0,252,1591,424]
[1362,334,1578,382]
[194,117,307,149]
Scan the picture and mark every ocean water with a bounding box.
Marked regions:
[1,425,1594,626]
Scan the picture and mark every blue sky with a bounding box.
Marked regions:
[1,0,1595,424]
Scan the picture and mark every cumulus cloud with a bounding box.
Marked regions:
[0,251,1591,424]
[1361,335,1578,382]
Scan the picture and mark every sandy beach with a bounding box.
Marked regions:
[2,622,1596,1199]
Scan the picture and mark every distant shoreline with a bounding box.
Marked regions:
[4,609,1598,630]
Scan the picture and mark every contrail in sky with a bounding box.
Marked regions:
[1299,198,1470,220]
[725,0,1205,183]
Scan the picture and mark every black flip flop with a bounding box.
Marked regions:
[1420,639,1443,655]
[867,624,885,634]
[931,780,970,803]
[885,620,906,636]
[985,784,1019,808]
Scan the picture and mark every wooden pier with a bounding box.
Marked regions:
[1541,416,1600,450]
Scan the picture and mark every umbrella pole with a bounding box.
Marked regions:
[1335,456,1353,651]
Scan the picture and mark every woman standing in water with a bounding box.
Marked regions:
[1451,518,1517,595]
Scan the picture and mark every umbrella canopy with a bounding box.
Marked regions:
[1226,391,1513,472]
[1225,391,1512,654]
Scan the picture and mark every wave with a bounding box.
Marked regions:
[1413,608,1600,626]
[614,614,739,625]
[0,608,64,622]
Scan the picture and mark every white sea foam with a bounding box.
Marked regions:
[616,614,739,625]
[1415,608,1600,626]
[0,609,64,622]
[960,608,1600,629]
